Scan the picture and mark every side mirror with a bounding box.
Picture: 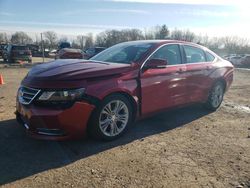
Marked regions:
[145,58,167,69]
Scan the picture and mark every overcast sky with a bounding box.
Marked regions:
[0,0,249,38]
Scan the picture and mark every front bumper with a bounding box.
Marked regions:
[16,101,95,140]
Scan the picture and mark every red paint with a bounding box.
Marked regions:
[16,101,95,140]
[56,48,84,59]
[16,40,234,140]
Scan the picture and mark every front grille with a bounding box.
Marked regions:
[18,86,41,105]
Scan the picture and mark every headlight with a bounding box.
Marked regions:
[38,88,85,101]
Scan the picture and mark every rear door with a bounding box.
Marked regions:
[140,44,188,115]
[182,45,215,102]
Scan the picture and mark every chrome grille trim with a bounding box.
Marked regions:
[18,86,41,105]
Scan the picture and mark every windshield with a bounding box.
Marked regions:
[12,46,29,50]
[90,42,154,64]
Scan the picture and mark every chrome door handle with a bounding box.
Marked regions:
[177,68,186,73]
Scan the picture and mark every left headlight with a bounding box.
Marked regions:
[38,88,85,101]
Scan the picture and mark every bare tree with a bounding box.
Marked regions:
[71,39,80,49]
[0,32,9,43]
[170,29,196,42]
[84,33,94,49]
[59,36,68,43]
[11,31,33,44]
[76,35,85,49]
[95,29,144,47]
[144,28,154,40]
[43,31,58,50]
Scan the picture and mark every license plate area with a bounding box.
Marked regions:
[17,104,31,130]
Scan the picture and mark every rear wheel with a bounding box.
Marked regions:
[88,94,133,141]
[205,81,224,111]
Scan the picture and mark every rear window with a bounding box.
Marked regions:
[205,51,215,62]
[183,45,206,63]
[12,46,29,50]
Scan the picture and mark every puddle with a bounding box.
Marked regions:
[223,102,250,113]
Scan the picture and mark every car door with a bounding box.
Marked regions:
[182,45,215,102]
[140,44,188,115]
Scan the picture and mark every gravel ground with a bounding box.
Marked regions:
[0,65,249,188]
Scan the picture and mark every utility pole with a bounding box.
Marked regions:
[40,33,45,63]
[82,35,84,49]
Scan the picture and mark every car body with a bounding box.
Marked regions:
[27,44,40,57]
[55,48,84,59]
[48,49,58,58]
[228,56,242,66]
[3,44,32,63]
[58,42,71,50]
[240,55,250,67]
[83,47,106,59]
[16,40,234,141]
[0,43,7,57]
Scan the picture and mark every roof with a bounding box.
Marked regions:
[120,40,202,47]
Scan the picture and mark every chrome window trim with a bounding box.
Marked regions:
[140,43,217,70]
[140,43,182,70]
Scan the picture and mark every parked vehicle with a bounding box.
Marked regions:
[0,43,7,57]
[3,44,32,63]
[240,55,250,67]
[48,49,58,58]
[16,40,234,141]
[228,56,242,66]
[27,44,39,57]
[55,48,84,59]
[83,47,106,59]
[58,42,71,50]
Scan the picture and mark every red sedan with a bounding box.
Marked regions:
[16,40,234,141]
[55,48,84,59]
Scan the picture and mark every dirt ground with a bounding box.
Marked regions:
[0,62,249,188]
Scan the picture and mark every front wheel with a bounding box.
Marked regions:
[205,81,225,111]
[88,94,133,141]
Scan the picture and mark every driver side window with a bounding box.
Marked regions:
[149,44,182,65]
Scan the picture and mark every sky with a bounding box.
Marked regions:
[0,0,250,39]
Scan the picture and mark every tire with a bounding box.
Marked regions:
[205,81,225,111]
[88,94,133,141]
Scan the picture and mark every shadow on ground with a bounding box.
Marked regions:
[0,104,211,185]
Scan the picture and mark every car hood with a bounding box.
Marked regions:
[22,59,136,88]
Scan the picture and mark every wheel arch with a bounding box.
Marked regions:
[86,91,138,140]
[101,91,138,122]
[213,78,227,92]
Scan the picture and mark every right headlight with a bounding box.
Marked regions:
[38,88,85,102]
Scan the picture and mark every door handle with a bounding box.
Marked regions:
[177,68,186,73]
[206,66,212,70]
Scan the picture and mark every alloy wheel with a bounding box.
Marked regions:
[99,100,129,137]
[211,84,224,108]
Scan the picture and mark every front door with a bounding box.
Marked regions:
[140,44,188,115]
